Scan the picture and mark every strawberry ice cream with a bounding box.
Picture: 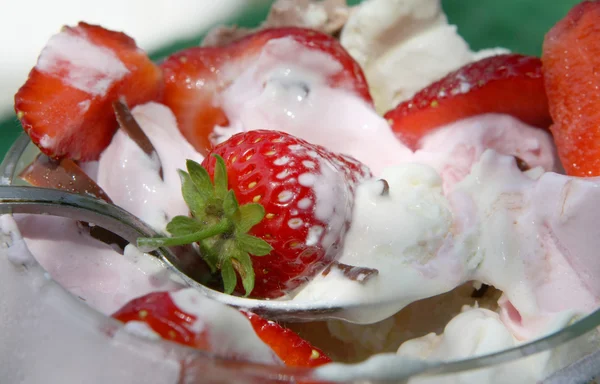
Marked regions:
[4,0,600,383]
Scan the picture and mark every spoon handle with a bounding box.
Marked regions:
[0,185,190,273]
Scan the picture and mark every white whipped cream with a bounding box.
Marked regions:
[340,0,509,113]
[97,102,204,232]
[292,163,464,323]
[396,307,552,384]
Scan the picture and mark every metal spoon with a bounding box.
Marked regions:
[0,185,403,322]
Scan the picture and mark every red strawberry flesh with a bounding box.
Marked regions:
[243,311,331,368]
[542,0,600,177]
[14,22,162,161]
[384,54,552,150]
[112,291,207,348]
[112,291,331,368]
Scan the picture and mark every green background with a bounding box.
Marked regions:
[0,0,581,156]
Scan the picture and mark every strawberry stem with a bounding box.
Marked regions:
[136,157,272,297]
[137,220,231,251]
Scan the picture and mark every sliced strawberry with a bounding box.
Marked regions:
[112,291,208,348]
[242,311,331,368]
[542,1,600,177]
[160,27,372,155]
[14,22,162,161]
[384,54,552,150]
[111,291,330,368]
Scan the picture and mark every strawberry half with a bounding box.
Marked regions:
[14,22,162,161]
[242,311,331,368]
[111,291,331,368]
[137,130,371,299]
[384,54,552,150]
[160,27,372,156]
[112,291,207,348]
[542,0,600,177]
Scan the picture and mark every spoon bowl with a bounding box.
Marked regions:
[0,184,403,322]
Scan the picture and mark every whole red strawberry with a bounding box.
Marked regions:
[14,22,162,161]
[160,27,372,156]
[542,0,600,177]
[384,53,552,150]
[138,130,371,299]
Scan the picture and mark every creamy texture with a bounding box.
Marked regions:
[98,102,204,232]
[6,0,600,380]
[13,214,182,315]
[290,116,557,324]
[396,307,552,384]
[212,36,412,175]
[340,0,508,113]
[413,114,558,192]
[292,164,464,323]
[0,215,283,383]
[290,145,588,329]
[0,215,181,384]
[454,151,600,340]
[37,30,130,98]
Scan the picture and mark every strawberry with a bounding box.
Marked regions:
[384,54,552,150]
[242,311,331,368]
[160,27,372,155]
[137,130,371,299]
[112,291,207,348]
[111,291,331,368]
[14,22,162,161]
[542,0,600,177]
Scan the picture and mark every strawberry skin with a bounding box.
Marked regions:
[201,130,371,299]
[242,311,331,368]
[384,54,552,150]
[14,22,162,161]
[542,1,600,177]
[112,291,330,368]
[160,27,372,155]
[112,291,208,348]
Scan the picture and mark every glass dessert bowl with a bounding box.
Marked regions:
[3,136,600,382]
[3,0,600,383]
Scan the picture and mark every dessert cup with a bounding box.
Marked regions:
[3,135,600,382]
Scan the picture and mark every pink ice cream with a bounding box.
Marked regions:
[454,151,600,340]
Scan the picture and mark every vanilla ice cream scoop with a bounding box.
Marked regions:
[291,163,466,323]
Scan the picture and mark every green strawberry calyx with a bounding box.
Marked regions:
[137,155,273,296]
